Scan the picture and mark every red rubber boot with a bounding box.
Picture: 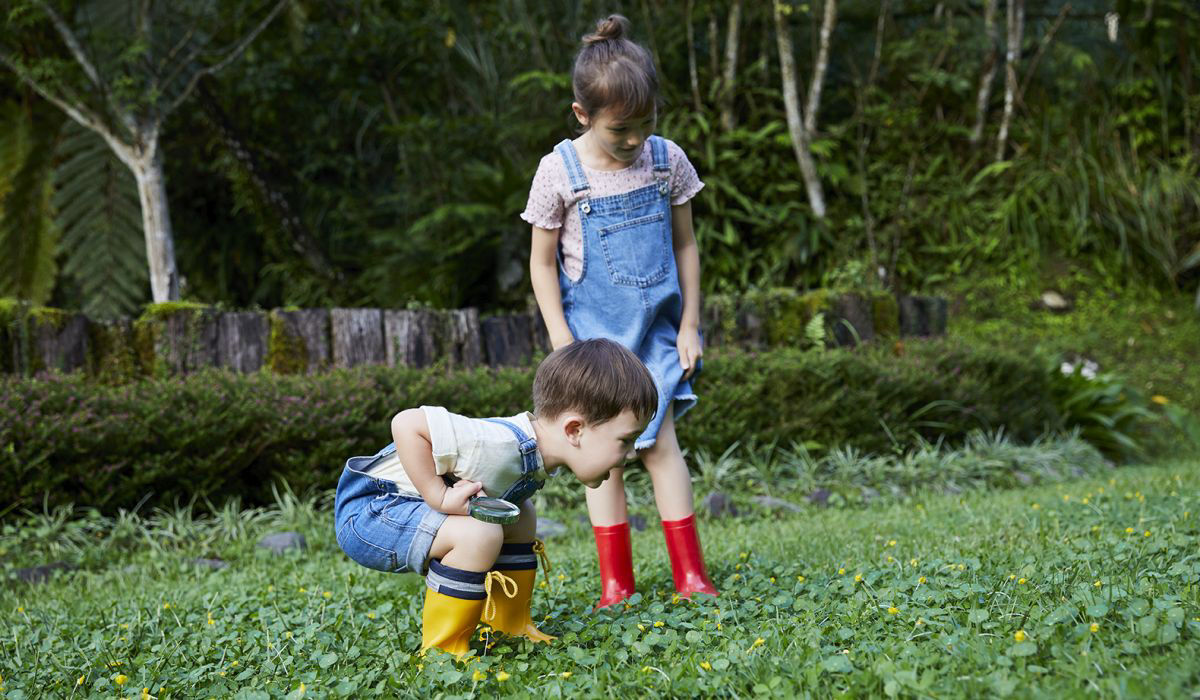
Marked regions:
[662,514,718,598]
[593,523,636,609]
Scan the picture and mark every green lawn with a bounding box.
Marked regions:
[3,459,1199,698]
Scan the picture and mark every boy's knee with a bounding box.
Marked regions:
[462,518,505,553]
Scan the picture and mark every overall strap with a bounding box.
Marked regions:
[483,418,540,475]
[648,135,670,196]
[554,139,591,195]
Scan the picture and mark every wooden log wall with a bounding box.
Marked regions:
[0,292,947,378]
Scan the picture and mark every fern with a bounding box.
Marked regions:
[53,121,147,319]
[0,104,59,305]
[804,311,827,351]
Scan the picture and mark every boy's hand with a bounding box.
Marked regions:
[677,326,702,380]
[439,479,484,515]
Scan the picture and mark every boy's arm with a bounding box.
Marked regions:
[671,201,702,379]
[529,225,575,350]
[391,409,480,515]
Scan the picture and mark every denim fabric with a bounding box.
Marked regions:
[333,443,447,575]
[482,418,544,503]
[555,135,699,449]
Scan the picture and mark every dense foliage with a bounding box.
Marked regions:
[1,0,1197,315]
[0,340,1131,515]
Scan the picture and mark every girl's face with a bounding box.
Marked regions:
[574,104,657,166]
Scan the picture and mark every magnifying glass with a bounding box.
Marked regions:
[468,496,521,525]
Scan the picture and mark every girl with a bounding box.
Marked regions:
[522,14,717,607]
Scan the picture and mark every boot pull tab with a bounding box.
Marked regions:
[483,571,518,622]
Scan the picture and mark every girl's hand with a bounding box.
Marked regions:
[440,479,484,516]
[677,326,702,381]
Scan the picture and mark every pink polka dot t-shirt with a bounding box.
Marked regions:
[520,136,704,282]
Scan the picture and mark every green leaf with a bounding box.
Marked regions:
[822,655,854,673]
[1010,641,1037,657]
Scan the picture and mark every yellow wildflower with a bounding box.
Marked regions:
[77,676,85,687]
[323,591,332,599]
[1090,623,1099,632]
[1031,503,1040,510]
[740,552,748,559]
[887,607,899,615]
[1018,578,1027,584]
[918,576,927,584]
[496,671,510,682]
[887,539,897,547]
[1151,395,1169,405]
[1125,527,1135,534]
[638,624,646,631]
[1009,574,1016,580]
[367,612,376,620]
[1144,530,1151,537]
[115,674,128,686]
[909,559,918,566]
[796,575,806,583]
[770,576,776,583]
[854,573,863,583]
[1014,630,1026,642]
[653,621,664,628]
[699,661,712,671]
[162,603,170,610]
[957,564,966,571]
[838,568,846,575]
[886,556,894,563]
[472,670,487,681]
[1094,580,1102,588]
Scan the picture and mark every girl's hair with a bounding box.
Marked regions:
[572,14,659,125]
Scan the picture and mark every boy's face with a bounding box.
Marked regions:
[575,104,657,165]
[567,409,647,489]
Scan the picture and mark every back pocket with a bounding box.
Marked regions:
[598,212,670,287]
[337,512,404,572]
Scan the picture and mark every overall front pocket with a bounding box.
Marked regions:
[597,212,671,287]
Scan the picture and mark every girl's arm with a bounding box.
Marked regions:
[671,201,702,380]
[529,225,575,350]
[391,409,480,515]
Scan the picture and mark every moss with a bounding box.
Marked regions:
[87,321,138,383]
[870,292,900,339]
[266,311,309,375]
[132,302,211,377]
[703,293,739,344]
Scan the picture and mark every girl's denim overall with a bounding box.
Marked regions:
[333,418,545,577]
[555,135,698,449]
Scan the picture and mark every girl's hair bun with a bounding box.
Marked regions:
[582,14,630,45]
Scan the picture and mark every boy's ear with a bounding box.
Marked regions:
[562,414,585,447]
[571,102,589,127]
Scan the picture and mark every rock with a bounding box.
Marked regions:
[193,557,229,570]
[702,491,738,518]
[536,517,567,539]
[1039,290,1072,313]
[14,561,74,584]
[751,495,804,513]
[258,532,307,555]
[628,514,648,532]
[807,488,831,507]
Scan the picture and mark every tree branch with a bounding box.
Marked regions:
[164,0,287,116]
[804,0,837,138]
[1016,2,1070,108]
[34,0,103,89]
[0,51,135,166]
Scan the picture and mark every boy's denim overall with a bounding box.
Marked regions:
[555,135,698,449]
[333,418,545,578]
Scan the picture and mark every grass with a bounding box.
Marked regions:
[2,457,1198,698]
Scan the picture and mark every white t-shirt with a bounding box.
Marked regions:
[367,406,551,500]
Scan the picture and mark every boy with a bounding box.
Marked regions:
[333,338,658,656]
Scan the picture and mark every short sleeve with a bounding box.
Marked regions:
[666,140,704,206]
[420,405,458,475]
[520,154,567,230]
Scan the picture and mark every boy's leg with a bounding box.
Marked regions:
[584,468,637,608]
[421,516,504,656]
[639,410,718,598]
[483,502,555,642]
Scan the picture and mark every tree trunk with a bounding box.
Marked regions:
[805,0,837,139]
[686,0,702,111]
[131,145,180,302]
[969,0,999,147]
[773,1,826,218]
[720,0,743,131]
[995,0,1024,162]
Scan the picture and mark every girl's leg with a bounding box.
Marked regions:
[637,410,695,520]
[584,466,629,525]
[639,409,718,597]
[584,467,636,607]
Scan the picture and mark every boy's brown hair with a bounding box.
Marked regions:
[533,338,658,426]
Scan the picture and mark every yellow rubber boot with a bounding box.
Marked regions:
[420,587,485,657]
[482,540,556,643]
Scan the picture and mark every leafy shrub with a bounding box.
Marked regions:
[0,342,1122,515]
